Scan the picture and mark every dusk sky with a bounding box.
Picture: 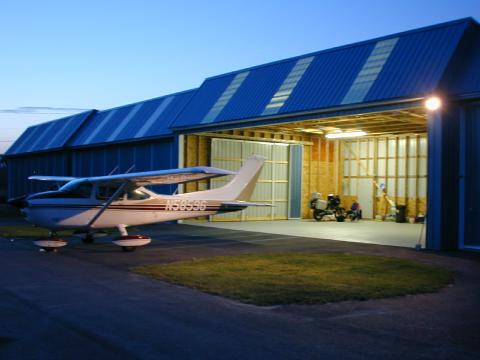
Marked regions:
[1,0,479,153]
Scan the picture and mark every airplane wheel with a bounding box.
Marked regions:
[82,234,95,244]
[34,239,67,252]
[122,246,136,252]
[113,235,151,251]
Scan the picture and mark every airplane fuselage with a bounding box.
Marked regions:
[23,189,246,231]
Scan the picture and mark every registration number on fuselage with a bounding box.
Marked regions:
[165,199,208,211]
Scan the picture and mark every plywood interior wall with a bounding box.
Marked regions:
[301,137,338,218]
[341,135,428,218]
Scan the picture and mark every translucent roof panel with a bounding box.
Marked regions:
[70,90,195,147]
[6,110,95,155]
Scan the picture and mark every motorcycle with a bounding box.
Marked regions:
[309,193,346,222]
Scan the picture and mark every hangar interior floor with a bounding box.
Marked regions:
[188,220,426,248]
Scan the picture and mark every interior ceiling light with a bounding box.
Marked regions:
[425,96,442,111]
[325,131,367,139]
[301,128,324,134]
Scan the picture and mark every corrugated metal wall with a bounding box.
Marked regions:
[210,138,290,221]
[7,138,179,199]
[463,103,480,248]
[6,152,70,198]
[71,139,178,194]
[342,135,428,219]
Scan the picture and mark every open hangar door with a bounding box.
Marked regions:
[260,107,429,223]
[181,106,428,247]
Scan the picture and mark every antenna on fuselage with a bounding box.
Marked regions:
[107,165,119,175]
[125,164,135,174]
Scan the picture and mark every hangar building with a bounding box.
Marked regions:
[5,18,480,250]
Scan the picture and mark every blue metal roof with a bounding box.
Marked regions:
[6,110,95,156]
[70,89,195,148]
[440,22,480,98]
[7,18,480,158]
[171,18,473,130]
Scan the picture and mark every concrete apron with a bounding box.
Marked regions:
[186,219,426,249]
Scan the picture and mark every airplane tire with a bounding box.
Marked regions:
[42,247,55,252]
[122,246,136,252]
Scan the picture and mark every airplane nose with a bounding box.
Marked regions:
[7,195,28,209]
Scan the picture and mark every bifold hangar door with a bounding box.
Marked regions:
[210,138,300,221]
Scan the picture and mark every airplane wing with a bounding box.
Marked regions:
[29,176,78,182]
[85,166,237,186]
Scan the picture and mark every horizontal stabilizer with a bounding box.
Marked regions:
[221,201,273,207]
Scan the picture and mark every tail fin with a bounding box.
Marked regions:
[225,155,265,201]
[184,155,265,201]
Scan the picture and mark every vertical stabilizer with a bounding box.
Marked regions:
[183,155,266,201]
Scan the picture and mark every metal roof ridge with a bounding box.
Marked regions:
[19,109,95,131]
[93,88,198,114]
[4,109,98,157]
[203,17,477,81]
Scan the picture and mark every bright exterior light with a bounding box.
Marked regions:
[325,131,367,139]
[425,96,442,111]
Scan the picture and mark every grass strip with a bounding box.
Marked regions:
[132,253,454,306]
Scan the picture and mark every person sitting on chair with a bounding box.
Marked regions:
[348,201,362,221]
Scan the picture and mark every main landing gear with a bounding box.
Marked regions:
[34,232,67,252]
[34,227,151,253]
[73,230,108,244]
[112,225,151,252]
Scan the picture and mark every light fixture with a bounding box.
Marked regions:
[325,131,367,139]
[425,96,442,111]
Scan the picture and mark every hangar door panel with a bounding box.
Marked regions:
[210,138,289,221]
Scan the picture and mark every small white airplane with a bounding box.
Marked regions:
[8,155,267,252]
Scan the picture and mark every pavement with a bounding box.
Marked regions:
[188,219,426,248]
[0,222,479,360]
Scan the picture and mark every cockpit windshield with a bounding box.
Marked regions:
[59,180,93,198]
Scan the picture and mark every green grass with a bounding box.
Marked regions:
[0,225,137,238]
[0,225,73,238]
[132,253,454,306]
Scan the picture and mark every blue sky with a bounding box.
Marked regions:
[1,0,479,152]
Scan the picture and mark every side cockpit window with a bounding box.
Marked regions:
[96,185,125,200]
[127,189,150,200]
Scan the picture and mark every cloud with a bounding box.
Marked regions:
[0,106,90,114]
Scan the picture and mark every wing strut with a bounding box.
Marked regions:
[86,182,128,229]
